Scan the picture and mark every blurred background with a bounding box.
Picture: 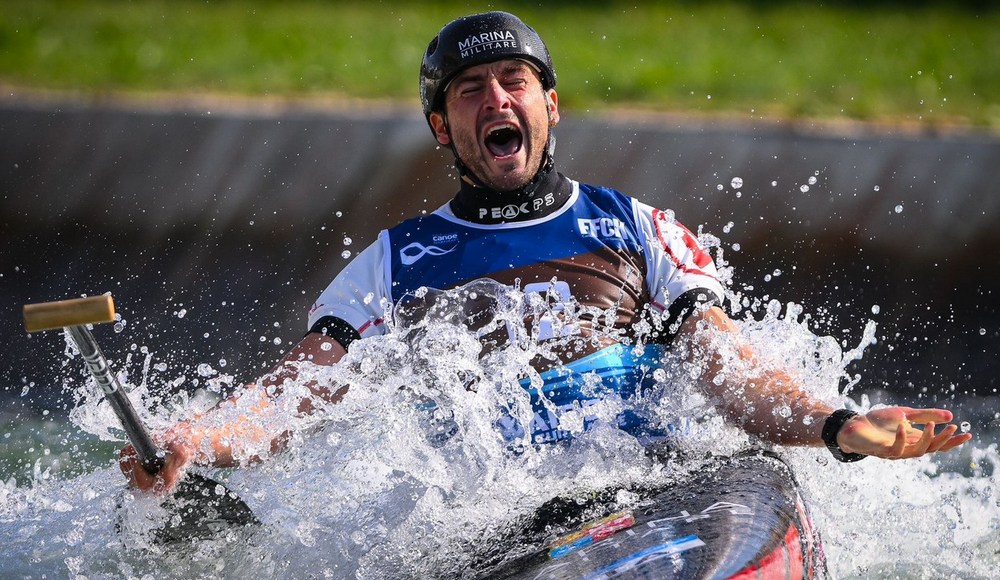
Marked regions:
[2,0,999,480]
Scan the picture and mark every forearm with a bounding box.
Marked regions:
[680,306,833,446]
[165,391,292,468]
[168,332,350,468]
[675,308,972,459]
[710,367,833,446]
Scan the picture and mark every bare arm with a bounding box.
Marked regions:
[679,305,972,459]
[119,332,348,493]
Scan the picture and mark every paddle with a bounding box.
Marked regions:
[23,295,260,544]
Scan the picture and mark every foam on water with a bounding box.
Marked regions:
[2,281,998,578]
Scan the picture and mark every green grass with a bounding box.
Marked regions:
[1,0,998,129]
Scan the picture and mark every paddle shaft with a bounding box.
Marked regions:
[65,324,166,474]
[25,296,260,539]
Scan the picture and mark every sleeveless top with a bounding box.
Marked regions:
[309,180,725,444]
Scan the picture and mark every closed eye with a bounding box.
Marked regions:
[455,81,484,96]
[502,78,528,91]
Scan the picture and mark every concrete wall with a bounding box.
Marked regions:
[3,99,998,409]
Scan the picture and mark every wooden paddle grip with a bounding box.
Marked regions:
[23,295,116,333]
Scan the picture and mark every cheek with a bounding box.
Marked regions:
[451,127,482,159]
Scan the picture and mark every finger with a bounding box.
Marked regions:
[908,421,935,458]
[937,432,974,453]
[901,408,954,425]
[118,445,145,487]
[926,424,958,453]
[890,421,907,458]
[119,445,171,493]
[118,446,134,472]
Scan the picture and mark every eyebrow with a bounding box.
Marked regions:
[452,62,534,85]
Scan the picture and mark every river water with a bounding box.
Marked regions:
[2,278,998,579]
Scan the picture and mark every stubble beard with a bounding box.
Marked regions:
[454,118,548,193]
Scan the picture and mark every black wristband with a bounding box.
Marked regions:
[822,409,868,463]
[308,315,360,349]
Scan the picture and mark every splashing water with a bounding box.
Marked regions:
[2,281,997,578]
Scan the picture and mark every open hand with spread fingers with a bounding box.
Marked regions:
[837,407,973,460]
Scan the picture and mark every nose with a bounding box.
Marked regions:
[484,77,512,111]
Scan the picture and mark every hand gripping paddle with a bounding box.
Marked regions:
[23,295,259,544]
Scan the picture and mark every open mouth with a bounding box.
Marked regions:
[484,124,523,158]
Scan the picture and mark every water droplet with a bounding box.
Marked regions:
[341,250,352,259]
[874,185,880,192]
[273,337,282,346]
[731,177,743,189]
[808,176,817,185]
[894,205,904,214]
[871,305,881,315]
[320,342,333,352]
[771,181,778,187]
[960,421,971,433]
[176,309,187,319]
[800,185,810,193]
[980,328,987,336]
[343,237,353,246]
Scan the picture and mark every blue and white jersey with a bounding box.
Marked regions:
[310,180,724,443]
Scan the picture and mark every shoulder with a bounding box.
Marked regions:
[385,202,455,237]
[572,181,642,221]
[576,181,635,204]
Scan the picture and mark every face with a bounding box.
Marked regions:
[429,60,559,192]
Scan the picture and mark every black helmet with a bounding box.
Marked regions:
[420,11,556,119]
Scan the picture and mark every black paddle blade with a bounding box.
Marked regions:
[117,473,261,545]
[154,472,261,544]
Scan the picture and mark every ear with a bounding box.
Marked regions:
[546,89,560,127]
[428,112,451,146]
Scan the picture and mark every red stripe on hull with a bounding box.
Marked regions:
[726,523,803,580]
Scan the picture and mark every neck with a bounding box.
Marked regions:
[449,166,571,224]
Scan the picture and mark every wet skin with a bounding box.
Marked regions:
[429,60,559,192]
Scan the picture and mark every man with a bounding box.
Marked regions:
[121,11,971,493]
